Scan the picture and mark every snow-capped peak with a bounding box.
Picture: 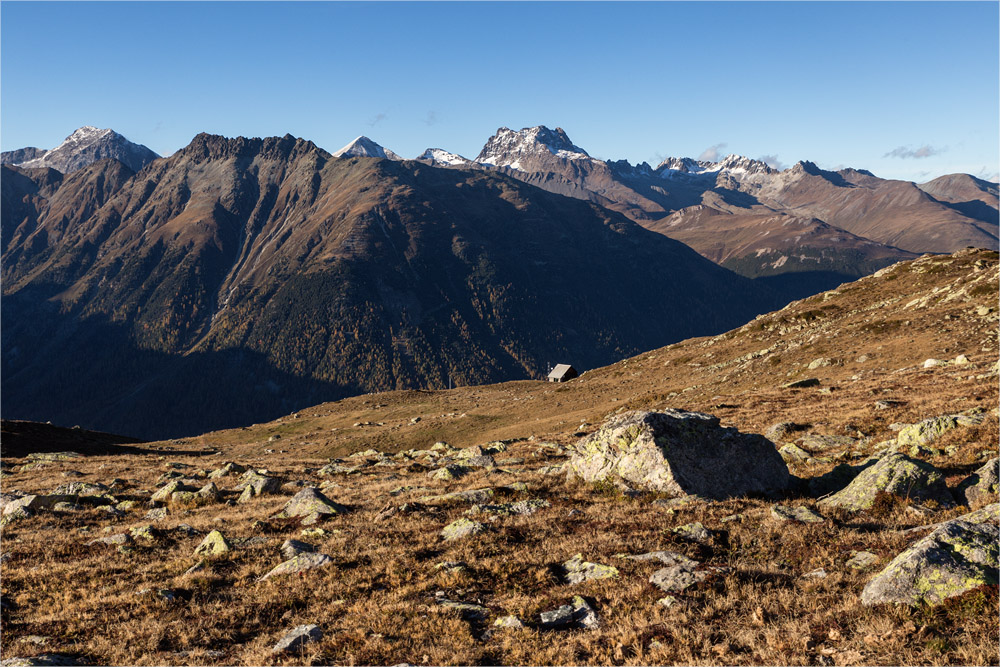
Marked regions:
[655,154,776,180]
[333,136,402,160]
[13,125,159,174]
[475,125,593,171]
[417,148,473,167]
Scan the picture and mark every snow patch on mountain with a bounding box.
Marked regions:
[417,148,474,167]
[13,126,159,174]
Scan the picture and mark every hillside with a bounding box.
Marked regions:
[1,133,781,440]
[0,248,995,667]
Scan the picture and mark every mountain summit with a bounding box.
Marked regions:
[1,126,159,174]
[332,136,402,160]
[475,126,592,170]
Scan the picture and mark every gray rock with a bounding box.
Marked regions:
[441,518,485,541]
[779,444,812,463]
[493,615,525,628]
[194,530,231,557]
[1,654,82,666]
[272,624,323,655]
[567,409,790,498]
[539,596,599,630]
[85,533,133,547]
[26,452,82,462]
[672,521,715,544]
[438,600,490,620]
[144,507,169,521]
[280,539,316,560]
[208,462,247,479]
[956,457,999,507]
[618,551,698,568]
[430,464,472,481]
[464,455,496,468]
[770,505,826,524]
[861,504,999,606]
[150,480,196,503]
[896,413,984,448]
[563,554,619,584]
[765,422,808,443]
[818,453,954,511]
[797,434,856,452]
[422,488,495,505]
[236,470,281,502]
[846,551,879,570]
[260,552,333,581]
[466,499,549,517]
[273,487,348,520]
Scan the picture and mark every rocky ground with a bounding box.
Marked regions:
[1,249,998,666]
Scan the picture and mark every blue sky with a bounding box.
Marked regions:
[2,1,997,182]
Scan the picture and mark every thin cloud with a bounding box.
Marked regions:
[883,145,944,159]
[698,142,727,162]
[423,111,439,126]
[367,113,387,127]
[758,154,786,170]
[975,167,1000,183]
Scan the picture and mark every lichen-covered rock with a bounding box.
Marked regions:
[539,596,599,630]
[86,533,133,547]
[272,624,322,655]
[280,539,315,560]
[771,505,826,524]
[797,434,856,452]
[861,504,999,606]
[567,409,790,498]
[438,599,490,620]
[846,551,879,570]
[818,453,954,511]
[956,457,999,507]
[194,530,231,557]
[466,499,549,517]
[782,378,820,389]
[422,488,495,505]
[260,552,333,581]
[1,653,83,666]
[778,444,812,463]
[208,462,247,479]
[493,615,525,628]
[52,482,109,497]
[563,554,619,584]
[2,494,74,516]
[672,521,715,544]
[236,470,281,503]
[26,452,82,462]
[430,464,472,481]
[151,480,196,503]
[273,488,348,520]
[896,413,984,448]
[441,518,485,541]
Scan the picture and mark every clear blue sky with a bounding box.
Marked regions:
[2,1,997,182]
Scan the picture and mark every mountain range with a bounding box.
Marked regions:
[2,124,997,438]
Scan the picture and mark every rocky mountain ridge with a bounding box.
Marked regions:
[1,126,159,174]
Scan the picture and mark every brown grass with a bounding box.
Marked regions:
[1,249,998,665]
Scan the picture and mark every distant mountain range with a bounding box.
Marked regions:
[2,132,780,438]
[1,126,159,174]
[2,124,996,438]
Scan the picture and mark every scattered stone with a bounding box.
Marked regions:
[874,399,905,410]
[779,444,813,463]
[174,524,197,537]
[435,561,467,573]
[846,551,879,570]
[151,480,196,504]
[52,502,83,512]
[819,453,954,511]
[672,521,715,544]
[237,470,281,503]
[802,568,828,579]
[441,518,485,541]
[896,413,983,448]
[136,588,177,602]
[208,462,247,479]
[430,465,472,481]
[184,560,209,576]
[193,530,231,557]
[493,615,524,628]
[129,524,158,541]
[53,481,110,497]
[923,358,947,368]
[861,504,999,606]
[280,539,315,560]
[807,357,834,370]
[260,552,333,581]
[539,596,600,630]
[537,465,565,475]
[273,487,348,521]
[657,595,681,608]
[956,457,999,507]
[422,488,495,505]
[782,378,820,389]
[272,624,323,655]
[618,551,698,567]
[85,534,133,547]
[771,505,826,524]
[563,553,619,584]
[798,434,856,452]
[953,354,971,365]
[438,600,490,620]
[764,422,808,443]
[567,409,790,498]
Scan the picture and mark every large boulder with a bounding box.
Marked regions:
[861,504,999,606]
[567,409,790,498]
[273,488,348,521]
[956,458,999,508]
[818,453,954,511]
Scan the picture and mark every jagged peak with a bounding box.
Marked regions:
[475,125,591,170]
[417,148,473,166]
[179,133,325,163]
